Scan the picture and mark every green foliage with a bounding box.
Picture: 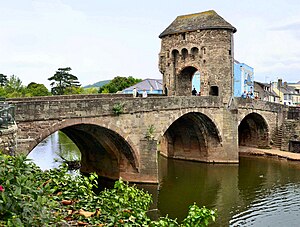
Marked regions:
[146,124,156,140]
[0,153,217,226]
[0,74,8,87]
[0,75,53,98]
[25,82,51,97]
[48,67,81,95]
[98,76,142,93]
[0,153,61,226]
[181,204,217,227]
[82,87,99,94]
[4,75,26,98]
[113,103,124,115]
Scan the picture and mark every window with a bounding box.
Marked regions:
[209,86,219,96]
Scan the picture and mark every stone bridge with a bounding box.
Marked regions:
[8,94,286,183]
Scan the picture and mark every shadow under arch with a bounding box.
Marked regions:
[176,66,198,96]
[238,112,270,148]
[29,120,139,180]
[160,112,222,162]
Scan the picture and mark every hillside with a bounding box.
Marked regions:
[84,80,111,88]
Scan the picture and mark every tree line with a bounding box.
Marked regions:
[0,67,141,98]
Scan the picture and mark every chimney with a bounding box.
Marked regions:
[278,79,282,88]
[284,81,287,88]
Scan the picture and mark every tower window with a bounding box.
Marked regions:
[209,86,219,96]
[181,33,186,40]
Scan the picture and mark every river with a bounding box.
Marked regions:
[28,131,300,226]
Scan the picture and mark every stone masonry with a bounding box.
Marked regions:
[8,94,285,183]
[159,10,236,104]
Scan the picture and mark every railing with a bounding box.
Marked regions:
[0,99,15,129]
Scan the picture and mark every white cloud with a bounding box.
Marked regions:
[0,0,299,87]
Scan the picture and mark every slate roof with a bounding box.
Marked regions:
[254,81,279,97]
[123,79,163,92]
[159,10,237,38]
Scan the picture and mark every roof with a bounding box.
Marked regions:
[159,10,237,38]
[123,79,163,91]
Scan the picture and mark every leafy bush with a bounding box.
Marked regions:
[0,153,217,226]
[112,103,124,115]
[0,154,61,226]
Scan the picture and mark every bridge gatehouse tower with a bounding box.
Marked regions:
[159,10,237,103]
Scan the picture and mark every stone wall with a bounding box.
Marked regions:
[7,95,284,182]
[281,120,300,152]
[159,29,234,103]
[0,124,17,155]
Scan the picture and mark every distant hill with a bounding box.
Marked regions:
[84,80,111,88]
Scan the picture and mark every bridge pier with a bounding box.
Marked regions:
[119,139,158,183]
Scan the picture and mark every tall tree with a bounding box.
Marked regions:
[0,74,8,86]
[48,67,81,95]
[98,76,142,93]
[5,75,25,97]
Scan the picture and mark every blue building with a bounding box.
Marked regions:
[234,60,254,97]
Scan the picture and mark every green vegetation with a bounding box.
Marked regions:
[146,124,156,140]
[48,67,81,95]
[0,153,217,226]
[0,75,51,98]
[26,82,51,97]
[84,80,111,89]
[0,72,141,98]
[99,76,142,93]
[112,103,125,115]
[0,74,8,87]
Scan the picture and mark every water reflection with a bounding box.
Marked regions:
[28,133,300,226]
[158,156,300,226]
[28,131,81,170]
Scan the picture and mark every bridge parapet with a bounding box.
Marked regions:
[235,98,286,113]
[10,96,222,122]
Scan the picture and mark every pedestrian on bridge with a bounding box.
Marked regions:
[192,87,197,96]
[133,87,137,98]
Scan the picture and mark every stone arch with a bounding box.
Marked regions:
[160,111,222,162]
[238,112,270,148]
[171,49,180,61]
[28,118,140,180]
[191,47,199,59]
[176,66,198,96]
[181,48,188,60]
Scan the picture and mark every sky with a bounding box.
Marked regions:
[0,0,299,88]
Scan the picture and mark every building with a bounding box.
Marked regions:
[122,79,163,95]
[158,10,236,103]
[271,79,300,106]
[254,81,280,102]
[233,60,254,97]
[288,81,300,106]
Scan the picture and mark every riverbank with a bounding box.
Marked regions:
[239,146,300,162]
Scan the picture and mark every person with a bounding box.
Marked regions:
[164,84,168,96]
[241,90,247,99]
[132,87,137,98]
[192,87,197,96]
[142,89,147,98]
